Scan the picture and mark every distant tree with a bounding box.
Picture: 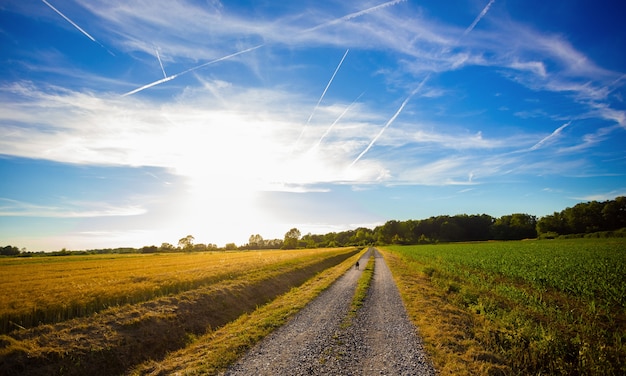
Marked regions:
[492,214,537,240]
[248,234,264,249]
[140,245,158,253]
[264,238,283,249]
[602,196,626,230]
[193,243,207,251]
[440,220,464,242]
[283,228,301,249]
[224,243,237,251]
[351,227,374,246]
[1,245,20,256]
[536,197,626,236]
[178,235,195,251]
[160,242,176,252]
[300,233,318,248]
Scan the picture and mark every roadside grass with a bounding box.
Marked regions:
[131,248,367,375]
[0,248,353,334]
[380,249,488,376]
[380,238,626,376]
[342,255,375,327]
[0,248,360,376]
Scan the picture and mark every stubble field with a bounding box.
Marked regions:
[0,247,361,375]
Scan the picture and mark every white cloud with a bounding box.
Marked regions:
[576,190,626,202]
[0,198,146,218]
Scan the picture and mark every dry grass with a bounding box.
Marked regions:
[0,249,351,334]
[0,248,360,376]
[131,249,367,375]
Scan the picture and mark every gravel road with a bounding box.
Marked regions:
[223,248,435,375]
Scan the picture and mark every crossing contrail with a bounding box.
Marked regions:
[122,44,264,96]
[155,48,167,78]
[122,75,177,97]
[295,49,350,147]
[41,0,114,56]
[123,1,405,96]
[463,0,495,36]
[351,75,429,166]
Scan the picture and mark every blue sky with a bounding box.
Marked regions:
[1,0,625,251]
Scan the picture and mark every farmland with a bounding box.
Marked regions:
[382,238,626,375]
[0,247,361,375]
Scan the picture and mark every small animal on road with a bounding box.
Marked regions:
[355,261,360,270]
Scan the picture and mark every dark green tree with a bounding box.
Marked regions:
[1,245,20,256]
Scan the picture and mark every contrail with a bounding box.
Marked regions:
[123,1,405,97]
[41,0,115,56]
[529,121,571,151]
[122,75,177,97]
[155,47,167,78]
[308,49,349,125]
[305,0,406,33]
[122,44,264,96]
[351,75,429,166]
[463,0,495,36]
[315,92,364,149]
[295,49,350,146]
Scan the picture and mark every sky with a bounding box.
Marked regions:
[1,0,625,251]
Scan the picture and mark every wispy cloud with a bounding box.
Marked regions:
[575,190,626,202]
[0,198,145,218]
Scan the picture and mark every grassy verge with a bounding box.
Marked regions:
[343,255,375,327]
[131,248,367,375]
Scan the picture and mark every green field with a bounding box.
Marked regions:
[384,238,626,375]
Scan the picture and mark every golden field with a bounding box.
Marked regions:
[1,248,355,333]
[0,247,361,375]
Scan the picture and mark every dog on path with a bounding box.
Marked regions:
[355,261,360,270]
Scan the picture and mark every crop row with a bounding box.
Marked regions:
[386,238,625,375]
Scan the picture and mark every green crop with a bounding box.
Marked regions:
[387,238,626,375]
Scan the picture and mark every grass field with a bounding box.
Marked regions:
[382,238,626,375]
[0,247,361,375]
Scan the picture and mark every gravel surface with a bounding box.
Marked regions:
[223,248,436,375]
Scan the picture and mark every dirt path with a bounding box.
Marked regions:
[223,248,435,375]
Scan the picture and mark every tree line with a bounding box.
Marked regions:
[536,196,626,237]
[2,197,624,256]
